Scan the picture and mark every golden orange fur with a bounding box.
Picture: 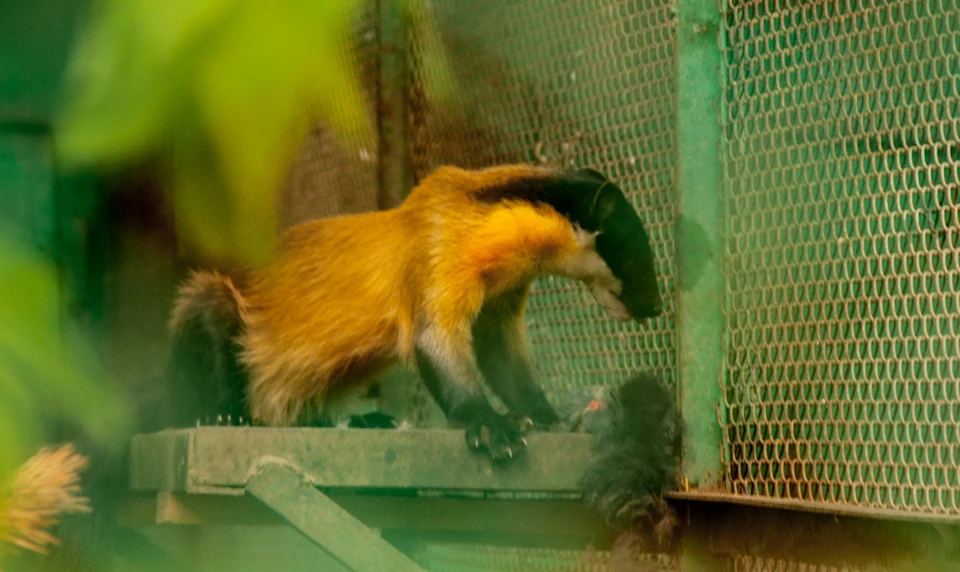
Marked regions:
[170,270,247,332]
[181,165,606,425]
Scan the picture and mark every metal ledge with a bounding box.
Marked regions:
[130,427,595,495]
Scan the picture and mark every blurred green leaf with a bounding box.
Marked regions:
[137,0,232,61]
[0,237,129,481]
[0,362,37,480]
[56,0,179,167]
[409,0,460,108]
[56,0,375,264]
[56,0,459,264]
[192,0,370,261]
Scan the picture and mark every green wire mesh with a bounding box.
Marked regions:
[412,543,675,572]
[403,0,678,569]
[412,548,858,572]
[729,557,863,572]
[720,0,960,514]
[408,0,678,394]
[279,2,380,228]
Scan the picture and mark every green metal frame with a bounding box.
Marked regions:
[676,0,725,492]
[376,0,413,210]
[675,500,958,571]
[675,4,727,569]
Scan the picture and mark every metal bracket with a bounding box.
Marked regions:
[246,461,425,572]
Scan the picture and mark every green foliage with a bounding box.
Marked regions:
[55,0,461,264]
[56,0,373,263]
[10,0,459,478]
[408,0,459,109]
[0,237,129,482]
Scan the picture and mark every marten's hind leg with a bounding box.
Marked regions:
[473,290,560,429]
[415,323,526,463]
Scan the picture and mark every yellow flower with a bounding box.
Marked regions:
[0,445,91,560]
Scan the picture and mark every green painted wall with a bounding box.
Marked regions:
[0,0,87,123]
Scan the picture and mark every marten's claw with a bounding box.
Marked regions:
[510,404,560,431]
[528,405,561,430]
[464,414,526,464]
[516,417,534,433]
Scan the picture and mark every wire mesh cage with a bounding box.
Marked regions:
[412,543,676,572]
[272,0,960,568]
[728,556,864,572]
[408,0,679,395]
[719,0,960,515]
[278,1,382,229]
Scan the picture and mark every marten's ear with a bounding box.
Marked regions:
[576,167,608,182]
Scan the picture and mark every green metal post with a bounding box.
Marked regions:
[374,0,427,423]
[675,0,725,491]
[377,0,413,209]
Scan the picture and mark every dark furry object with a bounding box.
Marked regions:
[164,273,248,429]
[579,372,683,562]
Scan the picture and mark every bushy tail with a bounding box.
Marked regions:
[580,372,683,559]
[162,270,249,429]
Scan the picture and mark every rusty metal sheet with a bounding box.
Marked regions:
[678,499,955,571]
[669,490,960,525]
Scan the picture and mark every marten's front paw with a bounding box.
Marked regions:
[510,405,561,432]
[465,413,527,464]
[527,405,561,430]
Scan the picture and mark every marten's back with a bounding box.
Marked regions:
[237,163,574,424]
[241,208,420,394]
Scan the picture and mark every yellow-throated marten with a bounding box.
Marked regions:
[166,164,663,462]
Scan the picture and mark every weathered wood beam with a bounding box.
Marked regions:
[120,491,606,542]
[130,428,596,494]
[246,462,425,572]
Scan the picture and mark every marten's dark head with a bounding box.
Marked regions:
[566,168,663,321]
[474,166,663,322]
